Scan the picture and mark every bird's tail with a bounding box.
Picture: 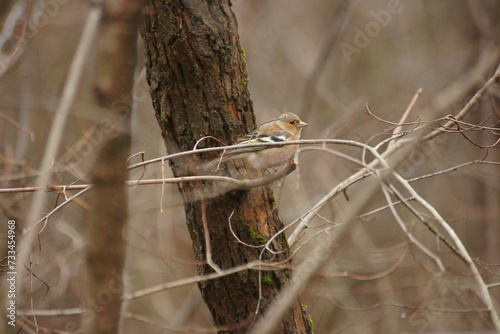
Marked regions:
[198,155,232,170]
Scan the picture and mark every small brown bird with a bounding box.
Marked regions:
[199,112,307,170]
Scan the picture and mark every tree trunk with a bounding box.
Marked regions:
[85,0,143,333]
[142,1,311,333]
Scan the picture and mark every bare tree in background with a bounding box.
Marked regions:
[85,0,144,333]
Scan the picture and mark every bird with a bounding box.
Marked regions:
[199,112,307,170]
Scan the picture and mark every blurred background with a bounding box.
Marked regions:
[1,0,499,333]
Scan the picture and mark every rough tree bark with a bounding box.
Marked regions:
[142,1,312,333]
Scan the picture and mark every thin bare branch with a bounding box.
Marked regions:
[17,5,103,295]
[327,295,490,314]
[201,197,223,274]
[392,88,423,137]
[228,210,265,249]
[408,159,500,183]
[380,182,445,272]
[0,0,32,76]
[123,260,281,301]
[387,161,500,330]
[0,113,35,142]
[16,308,86,317]
[424,64,500,141]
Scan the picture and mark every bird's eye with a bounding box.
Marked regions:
[289,121,295,125]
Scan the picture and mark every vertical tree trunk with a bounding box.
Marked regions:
[85,0,143,333]
[142,1,311,333]
[86,135,130,334]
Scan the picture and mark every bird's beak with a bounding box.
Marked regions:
[297,121,308,128]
